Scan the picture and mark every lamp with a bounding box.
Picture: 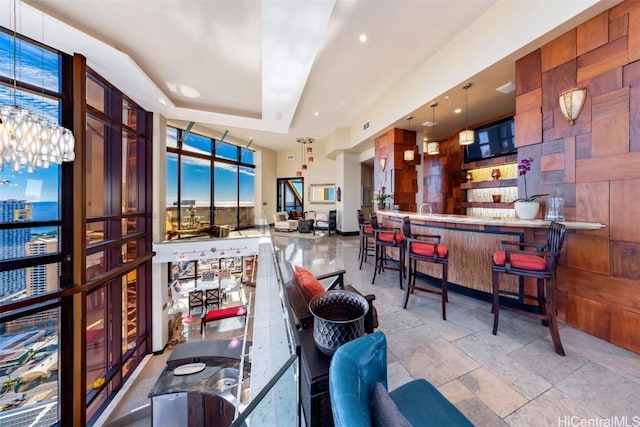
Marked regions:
[403,149,415,161]
[424,103,440,155]
[0,2,75,173]
[559,87,587,125]
[295,136,315,176]
[459,83,474,146]
[379,156,387,171]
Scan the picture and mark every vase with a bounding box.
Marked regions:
[377,202,385,210]
[514,201,540,219]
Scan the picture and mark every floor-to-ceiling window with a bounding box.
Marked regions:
[84,70,152,423]
[166,127,255,236]
[0,28,71,426]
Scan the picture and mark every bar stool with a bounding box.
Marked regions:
[491,221,567,355]
[357,210,374,269]
[402,218,449,319]
[370,215,405,288]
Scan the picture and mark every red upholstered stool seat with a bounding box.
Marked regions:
[410,243,448,258]
[201,305,247,333]
[493,251,545,271]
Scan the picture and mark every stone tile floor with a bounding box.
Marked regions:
[102,234,640,426]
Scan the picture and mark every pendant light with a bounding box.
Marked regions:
[424,103,440,155]
[0,1,75,173]
[403,115,415,161]
[459,83,474,146]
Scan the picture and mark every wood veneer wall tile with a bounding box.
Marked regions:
[515,88,541,114]
[591,86,630,157]
[583,67,623,98]
[624,61,640,152]
[541,152,564,171]
[575,134,592,160]
[610,179,640,243]
[610,309,640,354]
[576,182,609,234]
[564,137,576,183]
[609,12,628,42]
[611,241,640,280]
[576,151,640,181]
[577,37,628,83]
[516,50,541,96]
[558,266,640,313]
[629,7,640,63]
[542,30,576,73]
[577,12,609,56]
[566,294,610,340]
[514,109,542,147]
[566,233,610,274]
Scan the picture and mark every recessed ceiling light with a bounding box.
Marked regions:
[314,111,319,116]
[454,108,462,114]
[496,81,516,94]
[359,33,368,42]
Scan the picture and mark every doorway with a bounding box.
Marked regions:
[277,177,304,213]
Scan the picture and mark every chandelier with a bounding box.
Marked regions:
[295,137,314,176]
[0,2,75,173]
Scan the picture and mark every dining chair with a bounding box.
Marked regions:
[402,217,449,320]
[188,290,204,316]
[205,288,222,309]
[491,221,567,355]
[370,214,405,288]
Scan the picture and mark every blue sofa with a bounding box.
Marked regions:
[329,331,473,426]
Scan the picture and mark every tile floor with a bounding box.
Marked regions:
[103,233,640,426]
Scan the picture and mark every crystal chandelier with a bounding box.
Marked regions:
[0,2,75,173]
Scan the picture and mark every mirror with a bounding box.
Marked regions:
[308,184,336,204]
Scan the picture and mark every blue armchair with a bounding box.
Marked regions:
[329,331,473,427]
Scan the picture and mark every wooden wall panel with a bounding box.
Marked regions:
[541,152,564,171]
[566,233,610,274]
[576,12,609,56]
[591,86,630,157]
[628,7,640,62]
[516,49,541,96]
[566,294,610,340]
[611,241,640,280]
[610,179,640,243]
[514,108,541,147]
[564,137,576,183]
[575,181,609,237]
[515,88,541,114]
[541,30,576,73]
[575,133,592,159]
[577,37,628,82]
[609,11,628,41]
[576,151,640,182]
[583,67,622,98]
[624,61,640,152]
[610,309,640,354]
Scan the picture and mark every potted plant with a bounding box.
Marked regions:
[512,157,547,219]
[374,186,392,210]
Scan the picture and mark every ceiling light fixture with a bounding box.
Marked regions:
[459,83,474,146]
[296,137,315,176]
[0,2,75,173]
[404,116,415,161]
[424,103,440,155]
[359,33,368,42]
[559,87,587,125]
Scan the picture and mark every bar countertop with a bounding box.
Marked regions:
[376,210,606,230]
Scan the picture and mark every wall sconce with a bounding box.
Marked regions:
[559,87,587,125]
[403,149,415,161]
[459,83,475,145]
[379,156,387,171]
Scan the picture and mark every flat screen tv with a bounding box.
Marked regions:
[464,117,515,163]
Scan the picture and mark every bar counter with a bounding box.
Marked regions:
[375,210,606,295]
